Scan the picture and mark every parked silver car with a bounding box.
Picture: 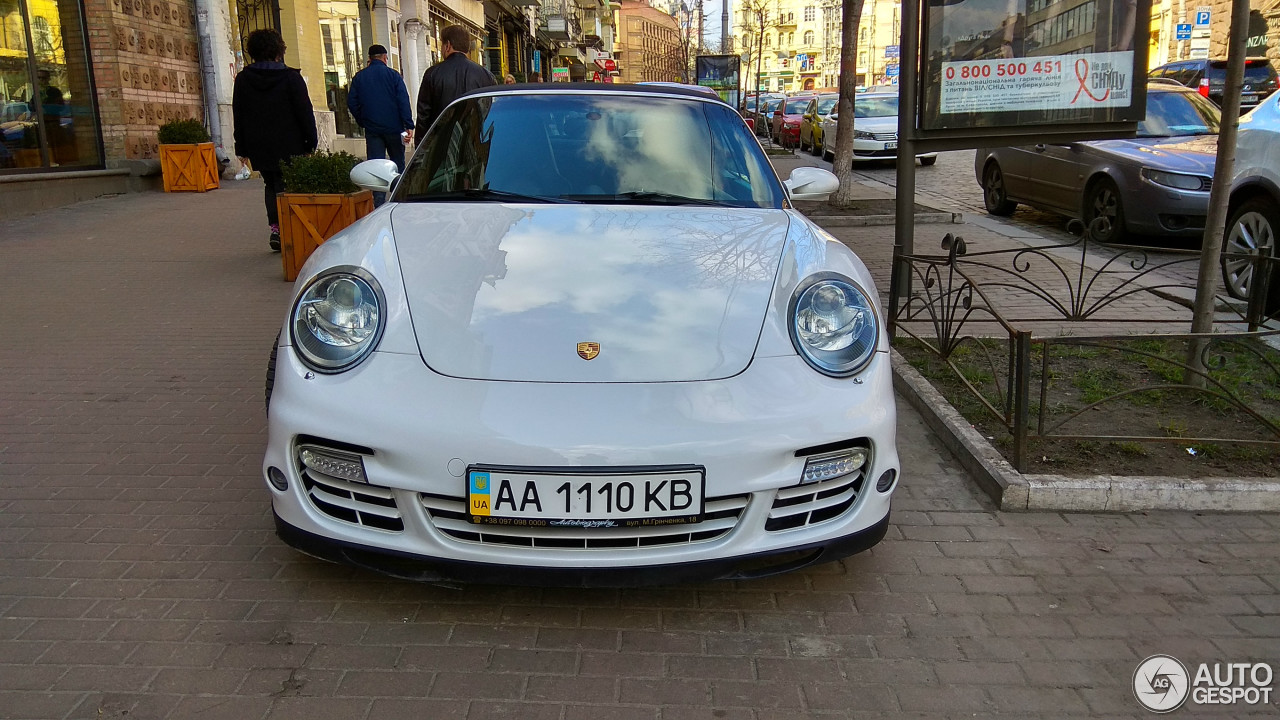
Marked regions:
[975,82,1220,244]
[1222,89,1280,299]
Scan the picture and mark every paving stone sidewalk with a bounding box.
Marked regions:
[0,183,1276,719]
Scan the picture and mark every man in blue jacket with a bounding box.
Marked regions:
[347,44,413,204]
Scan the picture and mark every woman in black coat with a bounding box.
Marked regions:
[233,29,318,252]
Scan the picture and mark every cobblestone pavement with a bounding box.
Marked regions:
[1,182,1277,719]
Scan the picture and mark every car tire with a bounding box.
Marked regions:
[1083,177,1127,244]
[1220,196,1279,300]
[981,162,1017,216]
[920,155,937,167]
[265,338,278,411]
[812,137,823,157]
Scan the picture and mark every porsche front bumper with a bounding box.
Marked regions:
[263,347,900,584]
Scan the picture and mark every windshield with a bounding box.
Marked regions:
[784,98,812,114]
[394,93,786,208]
[816,97,838,115]
[1137,90,1221,137]
[854,96,898,118]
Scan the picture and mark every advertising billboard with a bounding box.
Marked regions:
[920,0,1150,131]
[696,55,742,108]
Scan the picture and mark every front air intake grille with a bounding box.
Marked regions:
[301,472,404,532]
[765,471,865,532]
[420,493,750,548]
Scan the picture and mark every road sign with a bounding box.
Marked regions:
[1194,8,1210,26]
[884,45,900,58]
[1176,23,1192,40]
[885,63,900,77]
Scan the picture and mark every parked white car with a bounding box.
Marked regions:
[262,84,900,585]
[819,92,938,165]
[1222,90,1280,299]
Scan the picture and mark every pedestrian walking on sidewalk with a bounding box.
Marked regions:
[413,25,496,141]
[232,28,318,252]
[347,44,414,205]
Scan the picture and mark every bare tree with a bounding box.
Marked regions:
[738,0,775,120]
[828,0,865,207]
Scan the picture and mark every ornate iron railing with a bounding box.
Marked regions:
[893,232,1280,471]
[235,0,282,58]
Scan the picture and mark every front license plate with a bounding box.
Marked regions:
[885,141,898,150]
[466,466,704,528]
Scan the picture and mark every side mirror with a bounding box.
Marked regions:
[351,159,400,193]
[784,166,839,200]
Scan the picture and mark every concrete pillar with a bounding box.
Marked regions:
[402,0,427,103]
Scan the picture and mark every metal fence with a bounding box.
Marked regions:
[891,231,1280,472]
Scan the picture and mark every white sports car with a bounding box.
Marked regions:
[263,84,900,585]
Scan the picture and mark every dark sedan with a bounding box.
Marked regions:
[976,82,1220,243]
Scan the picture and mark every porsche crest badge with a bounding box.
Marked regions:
[576,342,600,361]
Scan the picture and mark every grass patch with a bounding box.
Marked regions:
[896,335,1280,478]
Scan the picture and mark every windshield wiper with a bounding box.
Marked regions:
[562,191,726,206]
[402,188,577,204]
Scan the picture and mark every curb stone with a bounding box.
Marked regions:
[891,348,1280,512]
[808,212,964,226]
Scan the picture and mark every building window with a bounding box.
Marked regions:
[1,0,102,172]
[804,6,815,22]
[803,30,814,46]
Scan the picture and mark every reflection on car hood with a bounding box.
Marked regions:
[852,116,898,133]
[390,204,790,382]
[1088,135,1218,175]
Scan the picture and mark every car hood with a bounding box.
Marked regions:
[1087,135,1218,174]
[389,204,790,383]
[853,116,898,134]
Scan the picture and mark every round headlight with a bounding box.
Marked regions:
[290,267,385,373]
[789,274,879,376]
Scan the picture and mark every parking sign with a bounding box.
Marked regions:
[1176,23,1192,40]
[1195,7,1210,26]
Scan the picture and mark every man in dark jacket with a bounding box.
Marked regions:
[233,29,318,251]
[413,25,496,141]
[347,45,414,170]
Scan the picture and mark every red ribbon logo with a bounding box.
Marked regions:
[1072,58,1111,104]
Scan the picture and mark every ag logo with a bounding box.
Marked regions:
[577,342,600,361]
[1134,654,1190,713]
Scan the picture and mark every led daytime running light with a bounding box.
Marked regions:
[802,449,868,484]
[300,447,368,484]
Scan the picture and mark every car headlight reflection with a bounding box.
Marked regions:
[291,268,385,373]
[790,275,879,376]
[1141,168,1209,191]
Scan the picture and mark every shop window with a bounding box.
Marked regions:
[1,0,103,171]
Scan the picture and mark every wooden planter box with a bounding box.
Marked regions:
[159,142,220,192]
[277,190,374,281]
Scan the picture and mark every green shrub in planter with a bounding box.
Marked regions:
[280,151,361,194]
[157,118,211,145]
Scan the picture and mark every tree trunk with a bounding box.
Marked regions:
[829,0,865,207]
[1185,0,1251,384]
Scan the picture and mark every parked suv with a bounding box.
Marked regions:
[1148,57,1279,110]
